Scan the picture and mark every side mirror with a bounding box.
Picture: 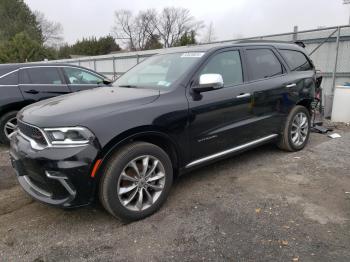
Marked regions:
[192,74,224,93]
[103,79,112,85]
[98,79,113,86]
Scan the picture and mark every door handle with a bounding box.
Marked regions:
[25,89,39,94]
[286,83,297,88]
[236,93,251,99]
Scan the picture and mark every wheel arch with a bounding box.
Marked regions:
[93,126,182,180]
[0,101,33,117]
[296,98,313,114]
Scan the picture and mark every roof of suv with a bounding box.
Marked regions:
[158,41,306,54]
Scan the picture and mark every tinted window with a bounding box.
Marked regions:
[279,49,313,71]
[63,67,103,84]
[26,67,63,84]
[19,69,30,84]
[200,51,243,86]
[246,49,283,81]
[0,71,18,85]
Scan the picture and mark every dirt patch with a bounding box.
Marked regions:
[0,129,350,261]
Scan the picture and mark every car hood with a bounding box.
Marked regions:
[18,86,160,127]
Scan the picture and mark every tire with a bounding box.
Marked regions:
[99,142,173,221]
[278,105,311,152]
[0,111,18,145]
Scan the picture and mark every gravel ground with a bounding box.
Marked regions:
[0,127,350,262]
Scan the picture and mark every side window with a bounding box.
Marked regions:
[0,71,18,85]
[279,49,313,71]
[246,49,283,81]
[63,67,103,84]
[200,50,243,86]
[26,67,63,84]
[19,69,31,84]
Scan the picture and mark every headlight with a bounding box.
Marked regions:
[44,127,95,146]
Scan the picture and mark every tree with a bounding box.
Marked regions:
[134,9,157,50]
[144,34,163,50]
[153,7,203,48]
[0,32,55,63]
[112,7,203,50]
[112,9,157,51]
[34,10,63,47]
[57,36,121,58]
[203,22,216,43]
[0,0,43,44]
[57,44,71,59]
[98,35,121,54]
[175,30,197,46]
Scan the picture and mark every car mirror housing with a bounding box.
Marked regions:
[193,74,224,93]
[103,79,112,85]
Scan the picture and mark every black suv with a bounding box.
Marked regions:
[10,42,317,221]
[0,63,110,144]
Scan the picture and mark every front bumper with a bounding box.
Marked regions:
[10,131,100,208]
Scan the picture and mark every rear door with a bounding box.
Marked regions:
[62,67,106,92]
[277,48,316,103]
[0,70,24,112]
[242,47,290,139]
[19,67,70,102]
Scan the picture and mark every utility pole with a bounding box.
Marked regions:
[344,0,350,25]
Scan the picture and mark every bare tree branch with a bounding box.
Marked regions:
[112,9,157,51]
[153,7,203,48]
[202,22,216,43]
[34,11,63,47]
[112,7,203,50]
[112,10,136,50]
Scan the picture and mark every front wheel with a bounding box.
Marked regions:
[278,105,311,152]
[0,111,18,145]
[99,142,173,221]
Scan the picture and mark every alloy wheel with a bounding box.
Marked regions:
[117,155,166,211]
[4,117,17,139]
[290,112,309,147]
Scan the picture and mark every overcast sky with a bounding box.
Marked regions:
[24,0,350,44]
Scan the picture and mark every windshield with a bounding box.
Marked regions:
[113,52,205,89]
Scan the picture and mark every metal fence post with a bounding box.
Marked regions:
[293,26,298,41]
[93,59,97,71]
[331,27,341,94]
[112,57,116,80]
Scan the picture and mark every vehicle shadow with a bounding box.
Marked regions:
[174,143,280,186]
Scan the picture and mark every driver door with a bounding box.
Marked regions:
[187,49,255,162]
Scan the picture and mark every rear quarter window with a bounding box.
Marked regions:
[279,49,313,71]
[0,71,18,85]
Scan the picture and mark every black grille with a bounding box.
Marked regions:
[18,121,48,146]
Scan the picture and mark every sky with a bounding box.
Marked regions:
[24,0,350,44]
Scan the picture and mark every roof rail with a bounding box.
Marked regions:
[234,39,306,48]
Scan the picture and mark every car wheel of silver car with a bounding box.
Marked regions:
[278,105,311,152]
[99,142,173,221]
[0,111,18,145]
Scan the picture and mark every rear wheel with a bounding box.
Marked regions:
[0,111,18,145]
[278,105,310,152]
[99,142,173,221]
